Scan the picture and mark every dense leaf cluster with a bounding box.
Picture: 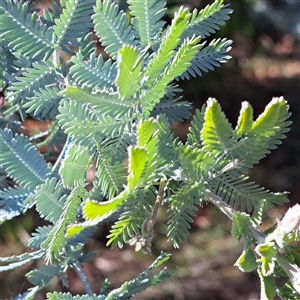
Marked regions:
[0,1,298,299]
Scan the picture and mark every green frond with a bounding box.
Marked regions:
[201,98,235,156]
[24,86,62,120]
[59,145,92,189]
[183,0,233,39]
[35,178,67,223]
[39,1,60,27]
[179,38,232,79]
[9,61,57,105]
[42,186,86,263]
[140,35,200,116]
[47,293,106,300]
[209,173,289,212]
[167,184,200,248]
[93,0,136,58]
[94,151,127,199]
[0,0,54,59]
[69,53,117,90]
[101,132,134,163]
[233,97,291,168]
[186,104,206,146]
[26,264,62,287]
[151,98,192,123]
[164,35,201,80]
[116,45,143,99]
[251,200,268,227]
[57,100,132,141]
[76,32,97,60]
[144,7,191,87]
[28,225,54,249]
[0,186,34,223]
[0,128,51,190]
[235,101,253,137]
[128,0,166,46]
[0,250,44,272]
[107,187,156,248]
[47,124,67,154]
[62,86,131,118]
[53,0,95,53]
[104,252,171,298]
[1,44,18,79]
[179,145,215,183]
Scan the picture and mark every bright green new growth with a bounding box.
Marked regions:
[1,0,298,299]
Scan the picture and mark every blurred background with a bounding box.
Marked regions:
[1,0,299,299]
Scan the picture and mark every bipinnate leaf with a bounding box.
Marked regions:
[42,187,85,263]
[145,6,191,86]
[236,101,253,136]
[116,45,143,99]
[0,250,44,272]
[27,264,61,286]
[201,98,234,154]
[128,0,166,46]
[59,145,92,189]
[0,128,51,190]
[35,178,66,223]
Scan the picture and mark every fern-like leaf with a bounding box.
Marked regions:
[53,0,95,53]
[24,86,62,120]
[0,128,51,190]
[144,7,191,87]
[1,44,18,79]
[94,151,127,199]
[186,104,206,146]
[69,53,117,90]
[62,86,131,118]
[9,61,58,105]
[35,178,67,223]
[128,0,166,46]
[141,34,200,116]
[42,186,86,263]
[167,184,200,248]
[0,250,44,272]
[179,38,232,79]
[107,187,156,248]
[232,97,291,168]
[151,98,192,123]
[183,0,233,39]
[0,0,54,59]
[93,0,136,58]
[0,186,33,223]
[26,264,62,287]
[116,45,143,99]
[201,98,235,156]
[59,145,92,189]
[209,173,289,212]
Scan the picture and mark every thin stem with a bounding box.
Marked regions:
[150,179,165,227]
[73,261,94,296]
[205,189,266,244]
[52,134,71,175]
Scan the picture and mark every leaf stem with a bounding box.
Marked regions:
[73,261,94,296]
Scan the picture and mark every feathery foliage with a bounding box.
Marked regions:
[1,0,298,299]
